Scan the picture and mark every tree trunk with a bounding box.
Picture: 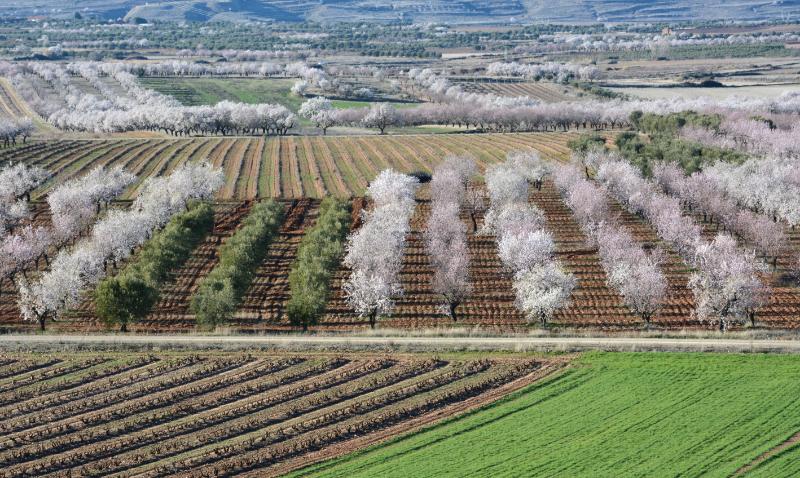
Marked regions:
[121,322,128,333]
[369,310,377,329]
[470,212,478,234]
[448,302,458,322]
[39,316,46,332]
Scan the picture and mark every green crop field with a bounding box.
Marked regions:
[140,77,305,110]
[293,352,800,478]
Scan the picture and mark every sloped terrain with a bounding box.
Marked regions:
[4,0,799,23]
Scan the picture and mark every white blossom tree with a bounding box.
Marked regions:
[361,103,399,135]
[689,234,766,331]
[299,96,337,135]
[344,169,418,328]
[17,161,223,330]
[425,161,472,321]
[514,264,575,326]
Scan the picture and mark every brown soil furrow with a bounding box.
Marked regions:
[310,138,351,197]
[235,199,319,327]
[299,137,328,198]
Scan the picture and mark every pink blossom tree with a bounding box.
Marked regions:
[425,160,473,321]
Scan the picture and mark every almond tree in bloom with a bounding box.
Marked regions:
[689,234,766,331]
[484,156,574,325]
[506,151,550,190]
[16,162,223,330]
[425,158,474,321]
[0,163,49,233]
[513,263,576,325]
[47,166,136,241]
[299,96,337,135]
[554,161,667,327]
[361,103,399,135]
[343,169,418,328]
[593,151,765,330]
[653,163,786,268]
[0,225,51,298]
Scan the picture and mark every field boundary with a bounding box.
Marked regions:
[3,335,800,353]
[733,429,800,476]
[269,356,572,477]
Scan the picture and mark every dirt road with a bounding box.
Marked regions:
[2,334,800,353]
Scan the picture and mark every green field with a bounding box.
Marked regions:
[140,77,305,110]
[293,352,800,478]
[138,78,409,112]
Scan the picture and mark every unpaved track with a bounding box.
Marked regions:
[2,335,800,353]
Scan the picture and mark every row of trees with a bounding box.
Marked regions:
[705,156,800,229]
[0,163,49,233]
[49,99,296,136]
[554,162,666,326]
[343,169,419,328]
[17,162,223,330]
[305,92,800,136]
[424,157,475,322]
[653,163,786,267]
[512,31,800,55]
[594,152,766,331]
[681,115,800,159]
[0,118,34,148]
[175,48,307,61]
[47,166,135,241]
[1,166,134,298]
[191,200,283,329]
[287,198,351,331]
[96,203,215,332]
[486,62,600,83]
[73,59,295,79]
[483,154,575,325]
[6,61,298,135]
[300,98,635,135]
[0,166,138,302]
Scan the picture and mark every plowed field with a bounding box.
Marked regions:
[0,351,563,477]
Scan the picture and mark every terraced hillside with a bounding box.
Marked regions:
[4,0,796,23]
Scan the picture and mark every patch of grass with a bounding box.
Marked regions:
[293,352,800,478]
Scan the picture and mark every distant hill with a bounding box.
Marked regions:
[3,0,800,24]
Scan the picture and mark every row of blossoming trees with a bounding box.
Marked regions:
[342,156,576,328]
[341,144,791,330]
[1,61,297,135]
[0,150,791,331]
[590,151,768,331]
[0,161,223,330]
